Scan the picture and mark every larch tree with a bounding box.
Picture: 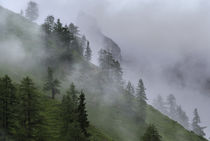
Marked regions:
[25,1,39,21]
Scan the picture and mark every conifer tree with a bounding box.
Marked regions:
[142,125,162,141]
[84,41,92,62]
[176,105,189,129]
[60,84,86,141]
[153,95,167,115]
[0,75,17,140]
[44,67,60,99]
[17,77,43,141]
[78,91,90,137]
[167,94,177,120]
[136,79,147,123]
[192,108,206,137]
[42,15,55,34]
[25,1,39,21]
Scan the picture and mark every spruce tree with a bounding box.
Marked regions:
[176,105,189,129]
[60,84,86,141]
[84,41,92,62]
[192,108,206,137]
[44,67,60,99]
[42,15,55,34]
[142,125,162,141]
[78,91,89,137]
[25,1,39,21]
[153,95,167,115]
[136,79,147,123]
[167,94,177,120]
[0,75,17,140]
[17,77,43,141]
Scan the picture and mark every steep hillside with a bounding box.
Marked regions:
[0,5,208,141]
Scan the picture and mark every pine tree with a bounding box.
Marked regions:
[192,108,206,137]
[142,125,162,141]
[0,75,17,140]
[25,1,39,21]
[136,79,147,123]
[84,41,92,62]
[78,91,90,137]
[17,77,43,141]
[44,67,60,99]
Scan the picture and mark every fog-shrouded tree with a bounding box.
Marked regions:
[0,75,17,140]
[142,124,162,141]
[124,81,135,116]
[25,1,39,21]
[42,15,55,34]
[84,41,92,62]
[98,49,123,84]
[125,81,135,103]
[60,84,86,141]
[192,108,206,137]
[153,95,167,115]
[17,77,44,141]
[78,91,90,137]
[136,79,147,123]
[176,105,189,129]
[167,94,177,120]
[44,67,60,99]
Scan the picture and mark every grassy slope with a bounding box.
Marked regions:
[0,5,208,141]
[147,106,207,141]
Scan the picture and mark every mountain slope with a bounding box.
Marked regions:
[0,5,208,141]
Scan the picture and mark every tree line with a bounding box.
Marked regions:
[153,94,206,137]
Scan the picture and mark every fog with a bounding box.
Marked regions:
[1,0,210,139]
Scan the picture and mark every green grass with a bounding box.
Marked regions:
[146,105,207,141]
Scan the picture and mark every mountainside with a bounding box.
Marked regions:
[0,5,208,141]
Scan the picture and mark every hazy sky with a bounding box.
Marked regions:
[1,0,210,138]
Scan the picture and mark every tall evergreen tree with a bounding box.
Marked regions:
[136,79,147,123]
[42,15,55,34]
[0,75,17,140]
[167,94,177,120]
[25,1,39,21]
[84,41,92,62]
[192,108,206,137]
[78,91,89,137]
[153,95,167,115]
[17,77,43,141]
[176,105,189,129]
[60,84,86,141]
[44,67,60,99]
[142,125,162,141]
